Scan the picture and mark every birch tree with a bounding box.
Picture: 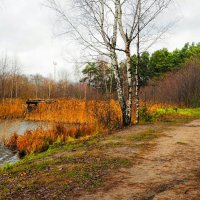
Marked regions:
[47,0,130,125]
[117,0,172,124]
[47,0,172,126]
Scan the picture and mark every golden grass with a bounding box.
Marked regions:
[2,98,177,155]
[0,99,175,125]
[4,123,95,155]
[25,99,123,129]
[0,99,25,119]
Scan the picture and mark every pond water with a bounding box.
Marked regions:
[0,120,49,165]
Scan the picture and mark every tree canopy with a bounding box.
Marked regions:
[81,43,200,91]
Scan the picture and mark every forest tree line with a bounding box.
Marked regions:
[1,43,200,107]
[81,43,200,90]
[0,55,87,100]
[81,43,200,107]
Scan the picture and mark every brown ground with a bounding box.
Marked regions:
[79,119,200,200]
[1,119,200,200]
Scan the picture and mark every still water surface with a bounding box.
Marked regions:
[0,120,48,165]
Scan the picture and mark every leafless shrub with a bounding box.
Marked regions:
[141,56,200,107]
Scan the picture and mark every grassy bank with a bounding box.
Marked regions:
[139,106,200,124]
[0,121,173,199]
[1,112,197,199]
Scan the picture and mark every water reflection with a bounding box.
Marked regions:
[0,120,48,165]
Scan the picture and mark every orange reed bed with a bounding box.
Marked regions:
[4,123,95,156]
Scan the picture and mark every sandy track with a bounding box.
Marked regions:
[80,119,200,200]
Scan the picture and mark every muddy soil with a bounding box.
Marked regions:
[80,119,200,200]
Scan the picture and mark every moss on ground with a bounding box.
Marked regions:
[0,150,131,199]
[128,129,164,142]
[0,133,133,199]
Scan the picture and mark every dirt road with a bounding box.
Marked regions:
[80,119,200,200]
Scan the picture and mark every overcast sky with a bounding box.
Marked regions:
[0,0,199,80]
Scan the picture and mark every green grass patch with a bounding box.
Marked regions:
[139,107,200,125]
[0,150,131,198]
[101,140,124,148]
[178,108,200,116]
[131,142,156,149]
[14,136,100,164]
[155,107,200,117]
[129,129,164,142]
[2,162,13,172]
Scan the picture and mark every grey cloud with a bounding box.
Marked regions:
[0,0,200,77]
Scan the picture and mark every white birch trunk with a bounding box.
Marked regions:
[125,43,133,125]
[135,55,140,124]
[135,0,141,124]
[117,0,133,125]
[111,50,128,125]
